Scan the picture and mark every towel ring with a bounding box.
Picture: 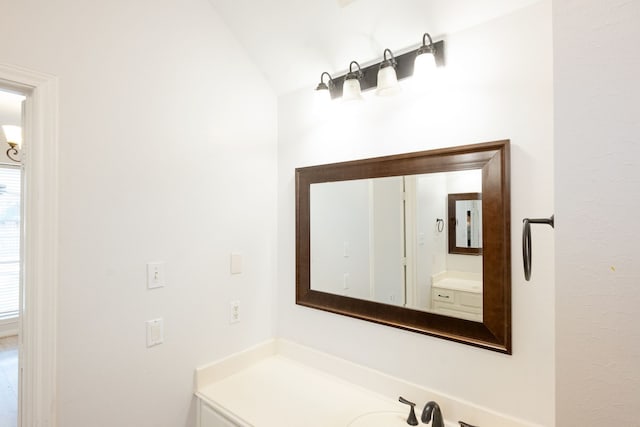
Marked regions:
[522,215,554,281]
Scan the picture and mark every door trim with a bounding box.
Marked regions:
[0,63,59,427]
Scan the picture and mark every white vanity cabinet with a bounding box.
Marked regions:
[431,286,482,321]
[198,400,239,427]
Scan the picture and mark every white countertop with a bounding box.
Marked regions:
[195,339,542,427]
[198,355,403,427]
[432,277,482,293]
[431,271,483,293]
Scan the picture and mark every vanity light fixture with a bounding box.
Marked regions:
[315,72,335,104]
[313,32,445,101]
[2,125,22,163]
[342,61,364,102]
[413,33,438,81]
[376,49,401,97]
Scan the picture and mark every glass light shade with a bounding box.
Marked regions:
[314,85,332,104]
[376,66,401,97]
[2,125,22,148]
[414,51,437,81]
[342,78,363,102]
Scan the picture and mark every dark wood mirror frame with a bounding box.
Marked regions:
[295,140,511,353]
[448,192,483,256]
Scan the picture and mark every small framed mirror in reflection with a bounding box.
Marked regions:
[448,192,483,255]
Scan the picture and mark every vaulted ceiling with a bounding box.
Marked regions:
[206,0,542,95]
[0,0,543,125]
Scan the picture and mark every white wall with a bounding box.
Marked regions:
[371,177,405,304]
[0,1,277,426]
[554,1,640,425]
[310,180,371,298]
[310,176,406,304]
[277,2,554,425]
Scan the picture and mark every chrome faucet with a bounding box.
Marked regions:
[421,401,444,427]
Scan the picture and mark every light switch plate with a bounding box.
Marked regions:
[230,253,242,275]
[147,262,165,289]
[146,318,164,347]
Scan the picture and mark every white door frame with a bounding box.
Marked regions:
[0,63,59,427]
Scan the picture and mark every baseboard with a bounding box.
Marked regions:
[0,317,19,338]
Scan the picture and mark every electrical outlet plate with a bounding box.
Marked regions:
[146,318,164,347]
[229,300,240,324]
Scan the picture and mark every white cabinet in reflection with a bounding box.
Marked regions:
[430,271,483,322]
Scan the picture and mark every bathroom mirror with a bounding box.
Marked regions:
[448,193,483,255]
[296,140,511,353]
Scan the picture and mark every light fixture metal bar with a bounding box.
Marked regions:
[329,39,445,99]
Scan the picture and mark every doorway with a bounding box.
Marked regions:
[0,63,58,427]
[0,88,24,427]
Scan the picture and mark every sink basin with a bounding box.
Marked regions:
[347,410,458,427]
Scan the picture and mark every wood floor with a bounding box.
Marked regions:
[0,335,18,427]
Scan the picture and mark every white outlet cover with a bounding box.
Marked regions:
[229,300,240,324]
[146,318,164,347]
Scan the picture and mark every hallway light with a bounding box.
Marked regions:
[2,125,22,163]
[313,32,444,103]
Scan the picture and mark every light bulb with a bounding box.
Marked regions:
[414,33,438,86]
[376,66,401,97]
[414,51,437,82]
[314,83,332,104]
[342,78,363,102]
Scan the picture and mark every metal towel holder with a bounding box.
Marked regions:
[522,215,554,281]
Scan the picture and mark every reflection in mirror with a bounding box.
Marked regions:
[455,199,482,248]
[310,170,483,322]
[448,191,483,256]
[296,140,511,353]
[310,176,404,306]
